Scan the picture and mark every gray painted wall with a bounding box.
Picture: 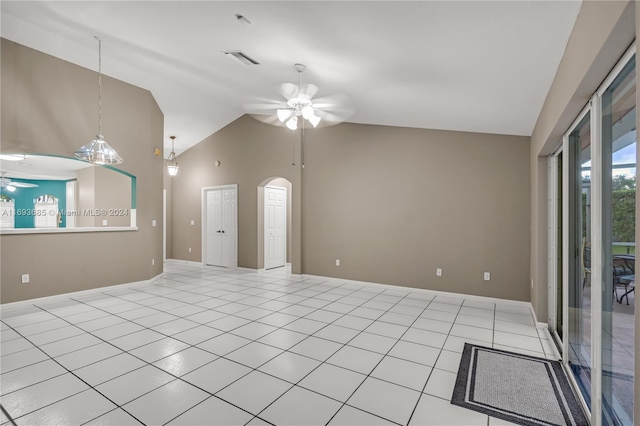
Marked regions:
[76,167,131,227]
[0,39,164,303]
[171,115,531,301]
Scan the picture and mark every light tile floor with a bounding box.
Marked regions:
[0,261,559,426]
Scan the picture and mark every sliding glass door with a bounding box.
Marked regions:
[566,111,593,409]
[600,54,635,426]
[552,46,636,426]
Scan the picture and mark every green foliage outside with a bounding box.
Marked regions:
[612,189,635,244]
[581,175,636,254]
[613,175,636,191]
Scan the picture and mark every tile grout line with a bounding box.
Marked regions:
[322,291,443,425]
[1,263,551,426]
[405,300,465,426]
[0,314,149,426]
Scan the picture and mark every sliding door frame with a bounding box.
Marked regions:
[555,43,636,426]
[561,103,592,422]
[548,145,563,349]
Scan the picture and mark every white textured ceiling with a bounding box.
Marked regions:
[1,155,92,180]
[1,1,582,156]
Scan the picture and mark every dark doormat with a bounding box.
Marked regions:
[451,343,589,426]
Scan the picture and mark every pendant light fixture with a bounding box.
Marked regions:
[74,36,123,165]
[166,136,179,177]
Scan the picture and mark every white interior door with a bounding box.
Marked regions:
[265,186,286,270]
[221,187,237,268]
[206,189,223,266]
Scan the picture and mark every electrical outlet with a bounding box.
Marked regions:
[484,272,491,281]
[189,247,192,253]
[152,259,155,266]
[22,274,29,284]
[190,220,195,226]
[336,259,340,266]
[102,219,108,226]
[531,279,534,289]
[152,219,157,227]
[436,268,442,277]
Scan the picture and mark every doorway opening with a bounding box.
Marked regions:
[258,177,292,270]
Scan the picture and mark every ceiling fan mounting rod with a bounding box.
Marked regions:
[295,63,304,98]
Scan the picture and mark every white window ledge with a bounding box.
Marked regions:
[0,227,138,235]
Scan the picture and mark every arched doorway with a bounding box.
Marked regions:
[258,177,292,270]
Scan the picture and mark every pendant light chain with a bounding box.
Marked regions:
[96,36,102,138]
[73,36,123,165]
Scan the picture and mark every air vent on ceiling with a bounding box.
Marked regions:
[224,51,260,66]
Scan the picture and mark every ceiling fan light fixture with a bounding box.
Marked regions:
[301,105,315,120]
[286,116,298,130]
[277,109,292,122]
[308,115,321,128]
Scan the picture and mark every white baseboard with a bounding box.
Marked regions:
[1,273,162,310]
[302,273,535,314]
[237,267,265,273]
[165,259,203,267]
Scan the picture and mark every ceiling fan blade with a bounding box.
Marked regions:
[244,102,283,114]
[312,93,354,110]
[247,113,288,127]
[300,83,319,99]
[243,94,289,115]
[278,82,299,100]
[314,109,351,125]
[312,94,355,125]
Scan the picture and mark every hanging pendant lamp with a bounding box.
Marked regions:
[166,136,179,177]
[74,36,123,165]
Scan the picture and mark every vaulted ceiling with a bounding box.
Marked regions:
[1,1,582,155]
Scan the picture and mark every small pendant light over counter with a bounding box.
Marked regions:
[166,136,179,177]
[74,36,123,165]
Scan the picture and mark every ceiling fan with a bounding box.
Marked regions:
[245,63,355,130]
[0,172,38,192]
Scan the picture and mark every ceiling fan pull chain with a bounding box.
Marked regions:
[292,132,296,166]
